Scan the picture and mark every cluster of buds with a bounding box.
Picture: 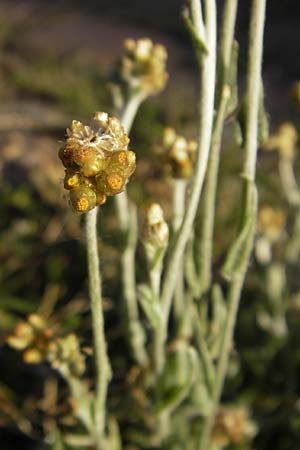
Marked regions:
[143,203,169,249]
[262,122,298,160]
[6,315,86,379]
[47,334,85,379]
[59,112,136,212]
[159,127,197,179]
[212,405,256,448]
[257,206,286,243]
[6,314,53,364]
[120,38,168,96]
[255,206,286,264]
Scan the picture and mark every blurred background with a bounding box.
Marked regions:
[0,1,300,449]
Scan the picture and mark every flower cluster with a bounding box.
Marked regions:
[120,38,168,95]
[262,122,298,160]
[6,314,53,364]
[6,315,85,379]
[48,334,85,378]
[143,203,169,249]
[159,127,197,178]
[212,406,256,447]
[59,112,136,212]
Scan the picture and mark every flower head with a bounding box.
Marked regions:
[59,112,136,212]
[6,314,53,364]
[120,38,168,95]
[48,334,85,378]
[159,127,197,179]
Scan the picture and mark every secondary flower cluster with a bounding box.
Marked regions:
[6,314,85,378]
[160,127,197,178]
[212,405,256,447]
[6,314,53,363]
[59,112,136,212]
[120,38,168,95]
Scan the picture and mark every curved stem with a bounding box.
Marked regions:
[86,208,110,447]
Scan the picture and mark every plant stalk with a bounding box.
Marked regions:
[160,0,217,349]
[86,208,110,448]
[196,0,238,294]
[172,179,187,322]
[114,91,148,366]
[198,0,267,448]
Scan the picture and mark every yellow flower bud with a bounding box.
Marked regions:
[69,186,97,213]
[64,170,81,190]
[107,150,136,178]
[96,172,125,196]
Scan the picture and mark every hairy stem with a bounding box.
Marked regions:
[86,208,110,448]
[198,1,266,448]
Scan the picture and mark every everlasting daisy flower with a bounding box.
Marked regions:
[59,112,136,212]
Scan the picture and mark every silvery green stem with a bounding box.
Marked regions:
[219,0,238,76]
[198,1,266,448]
[172,179,187,322]
[190,0,206,42]
[113,91,148,366]
[160,0,217,344]
[197,85,230,294]
[121,90,146,133]
[146,245,165,375]
[196,0,237,294]
[243,0,267,219]
[86,208,110,448]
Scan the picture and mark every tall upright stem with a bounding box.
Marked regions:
[196,0,237,294]
[243,0,267,217]
[86,208,110,448]
[161,0,217,342]
[198,1,267,448]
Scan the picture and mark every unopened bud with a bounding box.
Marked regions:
[143,203,169,248]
